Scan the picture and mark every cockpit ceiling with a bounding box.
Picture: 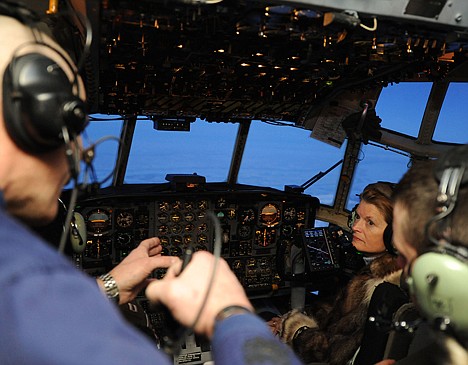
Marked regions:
[84,1,468,126]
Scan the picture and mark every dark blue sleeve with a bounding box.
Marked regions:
[0,267,172,365]
[211,313,304,365]
[0,210,171,365]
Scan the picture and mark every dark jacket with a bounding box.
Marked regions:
[280,253,402,365]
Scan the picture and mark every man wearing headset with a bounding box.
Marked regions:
[0,12,303,365]
[377,144,468,364]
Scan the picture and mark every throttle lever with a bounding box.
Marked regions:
[150,245,194,355]
[149,211,221,356]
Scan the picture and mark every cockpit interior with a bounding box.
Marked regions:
[18,0,468,363]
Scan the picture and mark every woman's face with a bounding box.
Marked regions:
[352,200,387,254]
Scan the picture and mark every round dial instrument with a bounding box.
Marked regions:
[259,203,280,227]
[87,209,111,234]
[172,200,182,210]
[227,208,236,219]
[157,213,169,223]
[183,235,193,245]
[158,225,168,234]
[238,225,252,239]
[216,197,227,208]
[171,224,182,234]
[198,200,208,210]
[170,212,182,223]
[283,207,297,222]
[184,212,195,222]
[136,211,149,226]
[159,202,170,212]
[116,211,134,228]
[116,232,133,246]
[240,208,256,223]
[282,224,294,236]
[159,236,169,245]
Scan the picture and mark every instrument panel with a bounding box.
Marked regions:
[74,184,319,295]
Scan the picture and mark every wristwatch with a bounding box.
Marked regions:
[215,305,253,323]
[99,273,120,304]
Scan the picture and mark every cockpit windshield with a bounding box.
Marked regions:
[80,81,467,213]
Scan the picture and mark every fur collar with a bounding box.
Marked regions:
[279,253,402,365]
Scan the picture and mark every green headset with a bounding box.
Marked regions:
[406,144,468,337]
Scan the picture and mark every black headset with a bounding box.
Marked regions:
[383,224,395,255]
[407,144,468,336]
[1,1,87,156]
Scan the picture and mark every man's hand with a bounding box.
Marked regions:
[267,316,282,336]
[145,251,253,339]
[97,237,179,304]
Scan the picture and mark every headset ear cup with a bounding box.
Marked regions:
[383,224,396,255]
[348,204,358,229]
[70,212,87,254]
[408,252,468,334]
[2,53,87,153]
